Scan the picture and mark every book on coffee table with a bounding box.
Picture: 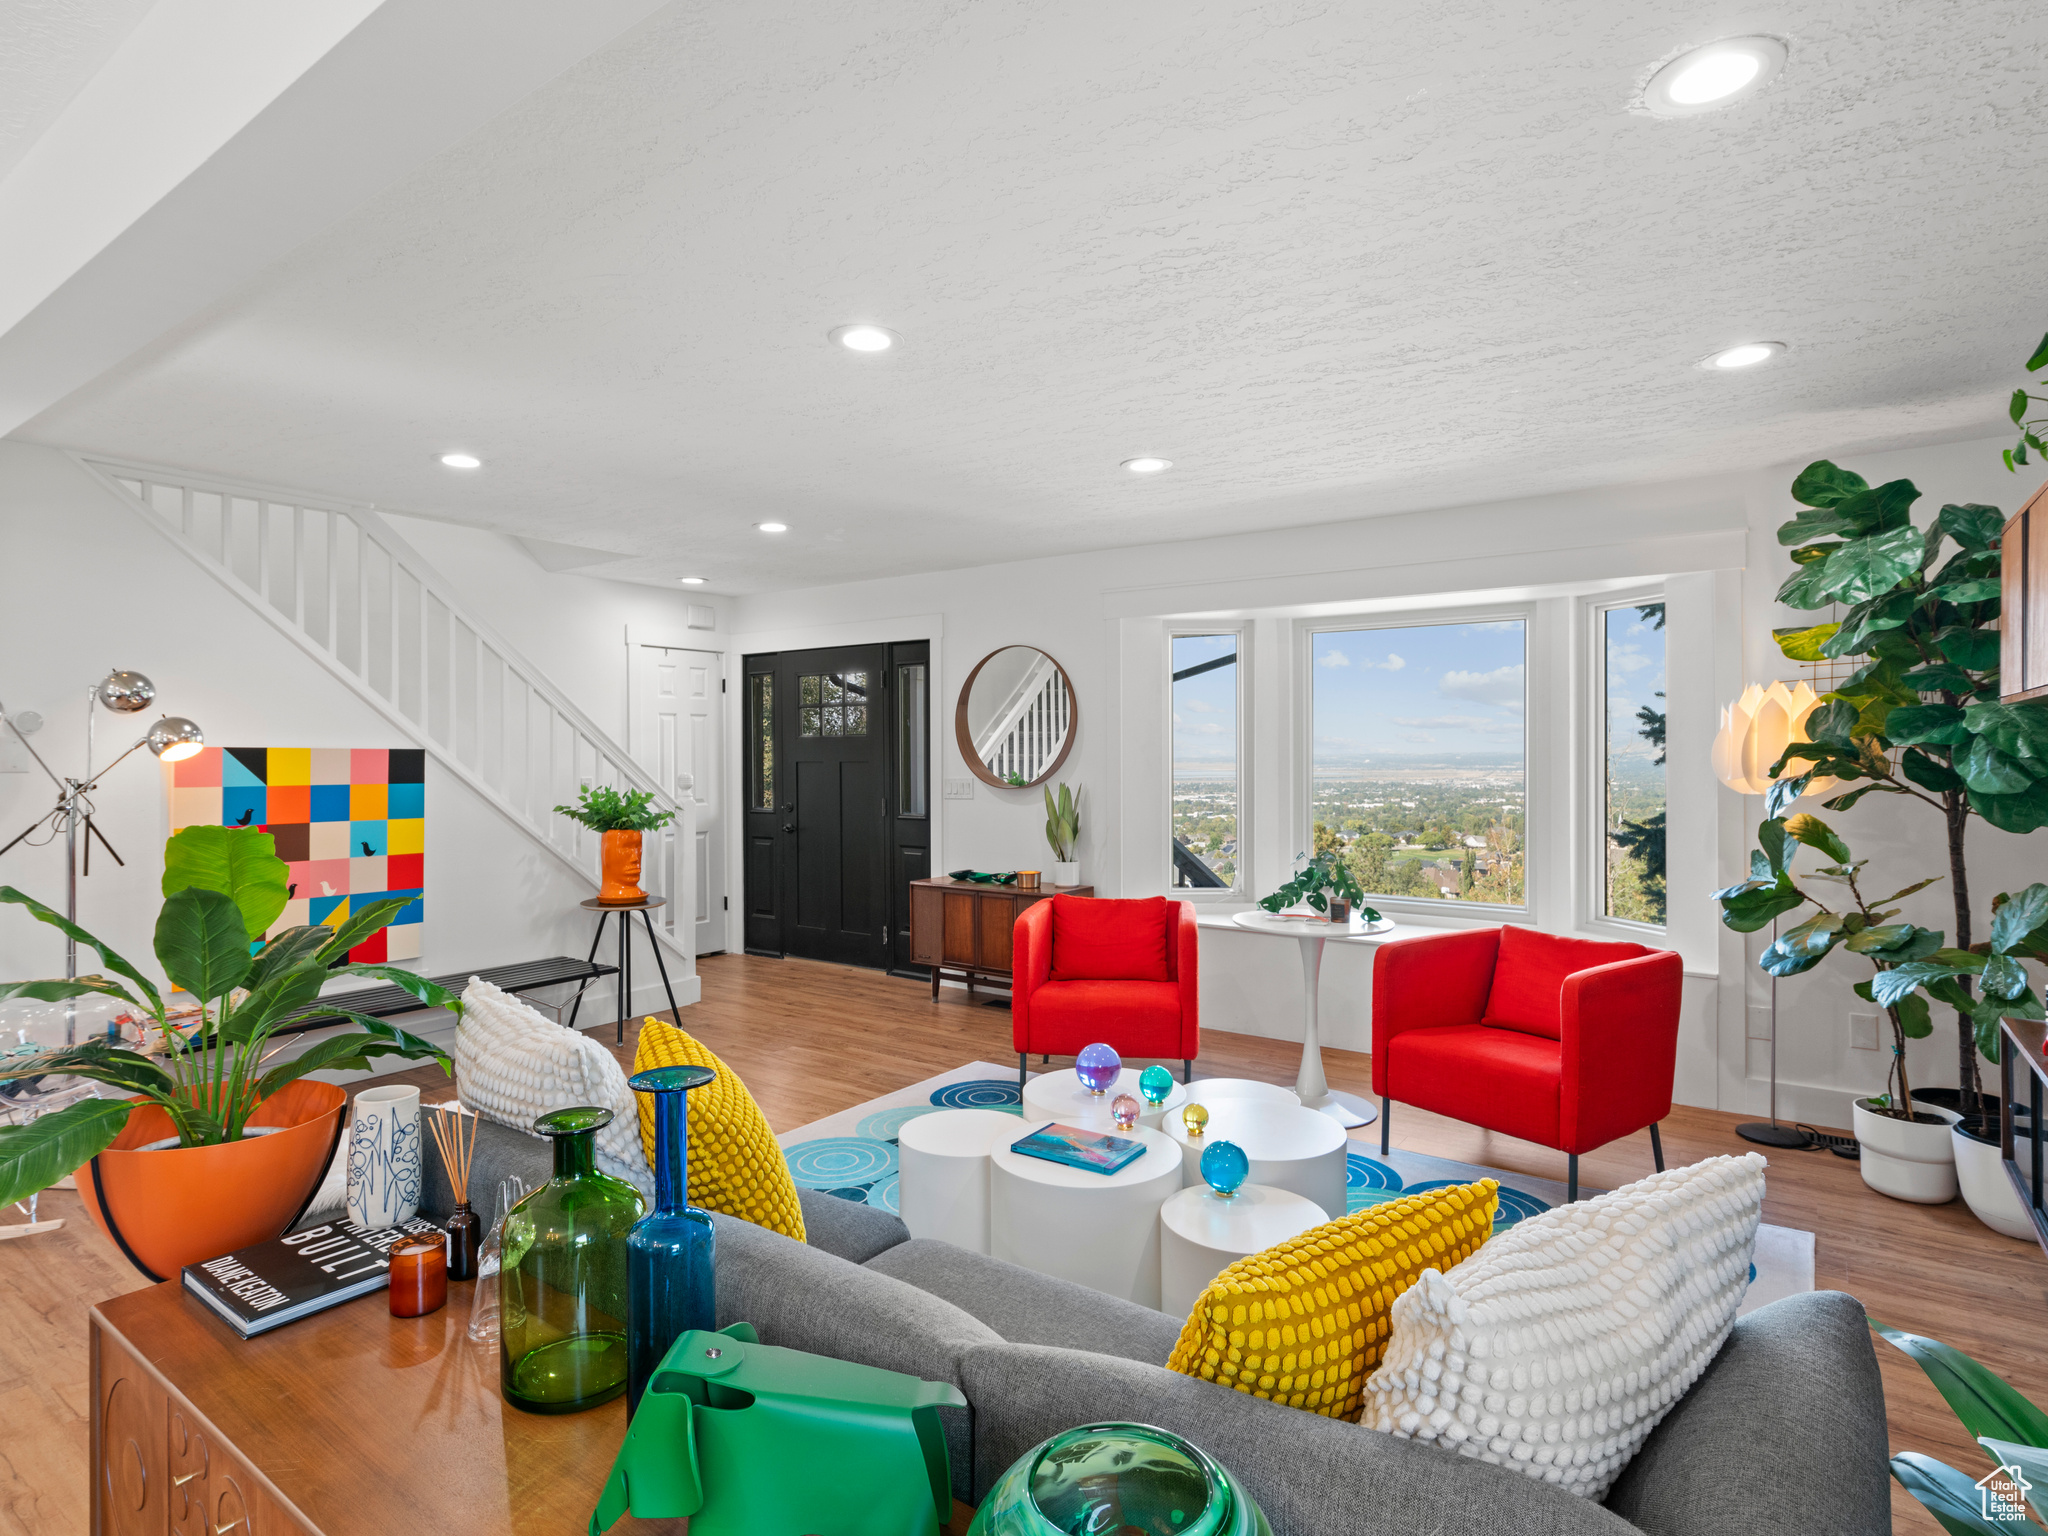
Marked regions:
[1009,1122,1146,1175]
[182,1216,446,1337]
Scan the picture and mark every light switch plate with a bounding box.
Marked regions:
[1747,1005,1773,1041]
[943,778,975,800]
[1849,1012,1879,1051]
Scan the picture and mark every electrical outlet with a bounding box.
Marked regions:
[1747,1005,1773,1041]
[943,778,975,800]
[1849,1011,1879,1051]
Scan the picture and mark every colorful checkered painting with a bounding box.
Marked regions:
[167,747,425,962]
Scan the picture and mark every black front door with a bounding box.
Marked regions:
[744,643,918,968]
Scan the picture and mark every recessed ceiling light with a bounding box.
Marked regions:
[1643,36,1786,117]
[1702,341,1785,371]
[829,324,897,353]
[679,576,707,585]
[1121,457,1173,475]
[757,521,789,533]
[439,452,482,469]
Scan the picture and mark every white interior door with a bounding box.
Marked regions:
[633,645,726,954]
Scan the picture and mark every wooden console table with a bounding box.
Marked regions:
[90,1279,668,1536]
[906,877,1091,998]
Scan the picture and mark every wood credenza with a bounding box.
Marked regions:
[2002,478,2048,701]
[906,877,1091,997]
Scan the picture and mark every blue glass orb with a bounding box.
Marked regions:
[1138,1064,1174,1106]
[1075,1042,1122,1095]
[1200,1138,1249,1197]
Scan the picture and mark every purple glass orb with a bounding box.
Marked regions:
[1110,1094,1141,1130]
[1075,1042,1122,1095]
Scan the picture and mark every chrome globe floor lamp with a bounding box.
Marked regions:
[0,671,203,1241]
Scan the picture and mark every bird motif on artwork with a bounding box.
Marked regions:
[361,839,377,857]
[234,808,253,826]
[321,881,337,896]
[287,884,297,899]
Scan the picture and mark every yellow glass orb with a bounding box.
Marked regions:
[1182,1103,1209,1137]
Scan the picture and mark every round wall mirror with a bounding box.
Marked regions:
[956,646,1077,789]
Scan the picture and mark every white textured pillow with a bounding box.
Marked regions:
[1360,1153,1765,1499]
[453,977,652,1198]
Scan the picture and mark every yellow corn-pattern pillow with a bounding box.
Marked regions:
[631,1018,806,1243]
[1166,1179,1496,1421]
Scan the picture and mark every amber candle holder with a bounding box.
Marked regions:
[389,1233,448,1317]
[445,1201,481,1281]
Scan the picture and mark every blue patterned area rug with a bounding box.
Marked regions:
[776,1062,1813,1316]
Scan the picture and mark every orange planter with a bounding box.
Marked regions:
[599,828,646,904]
[78,1079,346,1280]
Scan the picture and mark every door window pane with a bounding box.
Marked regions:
[1311,621,1525,905]
[799,672,869,737]
[1603,603,1667,924]
[749,673,773,810]
[897,663,928,815]
[1171,634,1239,888]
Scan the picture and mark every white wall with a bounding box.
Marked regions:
[728,431,2047,1127]
[0,443,701,1034]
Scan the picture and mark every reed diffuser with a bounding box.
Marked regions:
[428,1101,481,1280]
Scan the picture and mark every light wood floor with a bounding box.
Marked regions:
[6,951,2041,1535]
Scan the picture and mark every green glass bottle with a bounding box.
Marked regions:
[500,1106,646,1414]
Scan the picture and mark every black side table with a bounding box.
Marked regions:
[567,895,682,1044]
[1999,1015,2048,1255]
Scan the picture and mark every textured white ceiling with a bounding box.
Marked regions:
[20,0,2048,593]
[0,0,156,180]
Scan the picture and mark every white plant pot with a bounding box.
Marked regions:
[1051,861,1081,887]
[1852,1097,1958,1204]
[1952,1125,2038,1240]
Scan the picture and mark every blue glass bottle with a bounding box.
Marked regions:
[626,1064,718,1415]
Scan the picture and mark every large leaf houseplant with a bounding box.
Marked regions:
[1743,445,2048,1132]
[0,825,457,1274]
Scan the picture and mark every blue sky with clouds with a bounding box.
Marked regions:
[1172,633,1240,771]
[1312,621,1524,764]
[1605,605,1666,765]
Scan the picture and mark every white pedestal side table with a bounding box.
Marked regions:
[1164,1098,1350,1219]
[1225,909,1394,1127]
[1184,1077,1299,1107]
[1158,1183,1330,1318]
[990,1122,1183,1308]
[895,1108,1019,1253]
[1021,1067,1187,1132]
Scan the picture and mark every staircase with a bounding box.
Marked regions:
[77,455,694,961]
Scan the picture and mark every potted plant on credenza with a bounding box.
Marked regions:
[0,825,458,1278]
[1045,782,1081,886]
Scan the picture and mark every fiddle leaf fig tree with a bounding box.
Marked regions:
[0,825,457,1209]
[1756,433,2048,1122]
[1713,813,2048,1119]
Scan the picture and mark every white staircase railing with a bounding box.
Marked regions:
[975,653,1071,784]
[76,455,693,961]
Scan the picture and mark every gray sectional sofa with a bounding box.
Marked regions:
[424,1119,1893,1536]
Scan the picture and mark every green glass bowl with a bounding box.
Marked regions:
[967,1423,1271,1536]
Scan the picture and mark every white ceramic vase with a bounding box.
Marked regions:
[1852,1097,1958,1204]
[1951,1125,2037,1240]
[346,1083,423,1228]
[1051,861,1081,886]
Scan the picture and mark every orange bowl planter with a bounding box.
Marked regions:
[78,1079,346,1280]
[599,828,646,904]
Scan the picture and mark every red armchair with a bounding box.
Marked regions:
[1012,895,1199,1086]
[1371,925,1683,1200]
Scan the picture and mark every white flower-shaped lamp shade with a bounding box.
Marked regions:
[1710,681,1838,798]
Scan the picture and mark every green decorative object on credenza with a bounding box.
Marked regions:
[968,1422,1272,1536]
[947,869,1017,885]
[588,1325,966,1536]
[501,1106,645,1415]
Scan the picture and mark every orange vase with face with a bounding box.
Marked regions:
[600,829,645,904]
